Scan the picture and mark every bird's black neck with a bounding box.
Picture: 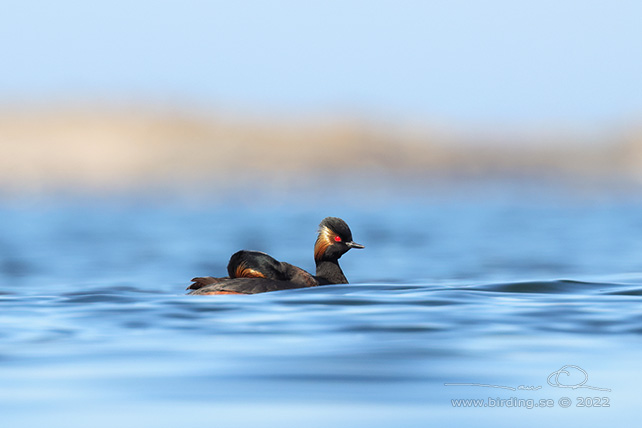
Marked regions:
[315,259,348,285]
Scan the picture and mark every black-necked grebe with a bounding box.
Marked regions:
[188,217,364,295]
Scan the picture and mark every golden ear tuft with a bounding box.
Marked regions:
[234,262,266,279]
[314,225,337,261]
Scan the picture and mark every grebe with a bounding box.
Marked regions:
[188,217,364,295]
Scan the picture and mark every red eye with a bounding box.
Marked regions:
[334,235,342,242]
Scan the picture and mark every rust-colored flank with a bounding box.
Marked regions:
[202,290,244,295]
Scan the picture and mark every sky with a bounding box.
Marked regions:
[1,0,641,127]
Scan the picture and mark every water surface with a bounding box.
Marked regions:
[1,191,641,427]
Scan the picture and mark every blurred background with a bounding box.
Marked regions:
[2,3,642,428]
[1,0,641,200]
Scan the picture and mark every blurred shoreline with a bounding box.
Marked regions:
[2,104,641,197]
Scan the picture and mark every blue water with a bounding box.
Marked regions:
[1,189,641,427]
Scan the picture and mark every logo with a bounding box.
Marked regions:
[445,364,611,392]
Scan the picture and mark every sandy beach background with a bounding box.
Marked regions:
[1,2,640,198]
[2,104,641,196]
